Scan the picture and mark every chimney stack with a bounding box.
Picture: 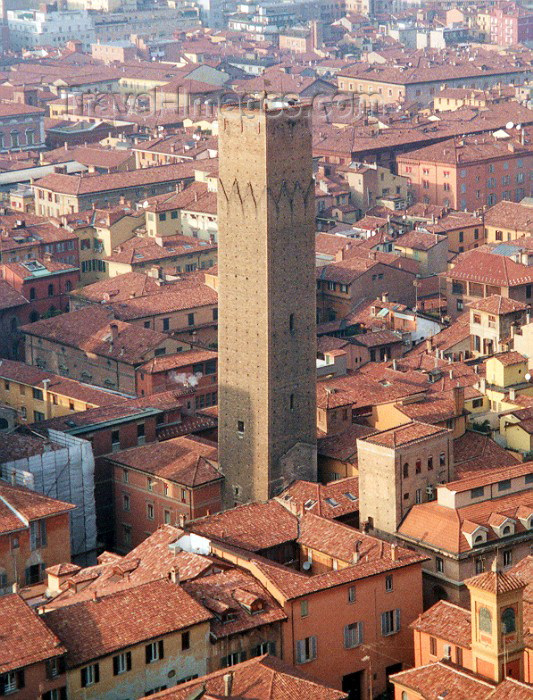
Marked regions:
[453,385,465,416]
[391,544,398,561]
[168,566,180,584]
[109,322,119,344]
[352,540,361,564]
[223,672,233,697]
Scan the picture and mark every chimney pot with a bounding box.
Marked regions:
[223,672,233,697]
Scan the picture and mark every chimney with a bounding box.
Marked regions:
[168,566,180,584]
[10,470,16,485]
[391,544,398,561]
[509,388,516,401]
[352,540,361,564]
[223,672,233,697]
[392,358,397,370]
[449,369,453,380]
[453,385,465,416]
[426,338,433,353]
[381,292,389,303]
[109,322,119,344]
[178,513,186,528]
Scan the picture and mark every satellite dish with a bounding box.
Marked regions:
[526,373,532,382]
[302,561,312,571]
[142,200,149,208]
[506,121,514,130]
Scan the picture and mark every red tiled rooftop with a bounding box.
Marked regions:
[0,594,65,675]
[44,578,212,667]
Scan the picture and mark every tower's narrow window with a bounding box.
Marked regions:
[289,313,295,334]
[237,421,244,434]
[290,394,295,411]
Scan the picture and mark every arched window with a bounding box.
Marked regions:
[474,534,485,544]
[502,607,516,634]
[402,693,408,700]
[479,607,492,634]
[403,463,409,478]
[29,311,39,323]
[502,525,511,536]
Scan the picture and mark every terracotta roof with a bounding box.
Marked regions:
[484,200,533,234]
[390,661,495,700]
[465,569,527,594]
[0,432,63,464]
[453,432,520,479]
[488,679,533,700]
[46,563,81,577]
[21,306,168,364]
[444,461,532,494]
[34,162,196,196]
[399,490,533,554]
[105,235,216,267]
[138,349,217,373]
[71,271,163,303]
[351,329,403,347]
[108,436,221,487]
[141,654,347,700]
[491,350,528,367]
[468,295,529,315]
[278,477,360,519]
[0,359,129,406]
[183,569,286,639]
[317,423,376,461]
[0,594,65,675]
[448,251,533,287]
[410,599,472,649]
[106,280,217,319]
[364,421,448,448]
[44,578,212,667]
[0,280,29,311]
[191,501,299,551]
[395,230,445,251]
[1,258,77,280]
[0,480,75,535]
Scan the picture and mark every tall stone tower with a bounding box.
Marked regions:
[217,101,317,507]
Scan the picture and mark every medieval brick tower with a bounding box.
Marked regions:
[217,101,317,507]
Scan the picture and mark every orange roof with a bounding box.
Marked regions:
[0,594,65,674]
[411,599,472,648]
[44,578,212,667]
[465,569,527,594]
[391,661,495,700]
[0,481,75,535]
[141,655,347,700]
[491,350,528,367]
[444,461,533,494]
[468,295,529,315]
[364,421,448,448]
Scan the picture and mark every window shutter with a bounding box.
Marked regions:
[113,656,119,676]
[158,640,164,660]
[16,670,24,689]
[296,640,304,664]
[344,625,351,648]
[81,668,87,688]
[268,642,276,655]
[310,636,317,659]
[358,621,364,645]
[381,612,386,636]
[126,651,132,671]
[145,645,151,664]
[41,520,47,547]
[395,608,401,632]
[239,651,247,663]
[45,660,52,680]
[58,656,66,675]
[94,664,100,684]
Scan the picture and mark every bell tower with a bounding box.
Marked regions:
[465,560,526,683]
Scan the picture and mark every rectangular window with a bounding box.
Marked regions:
[222,651,246,668]
[348,586,356,603]
[251,642,276,657]
[498,479,511,491]
[113,651,131,675]
[147,503,154,520]
[145,640,164,664]
[296,636,317,664]
[81,663,99,687]
[381,609,401,636]
[30,520,47,550]
[164,509,171,524]
[181,631,190,650]
[436,556,444,573]
[300,600,309,617]
[430,636,437,656]
[123,494,130,511]
[456,646,463,666]
[344,622,363,649]
[503,550,512,567]
[32,387,43,400]
[471,486,484,498]
[33,410,45,422]
[385,574,393,592]
[187,313,195,326]
[162,317,170,331]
